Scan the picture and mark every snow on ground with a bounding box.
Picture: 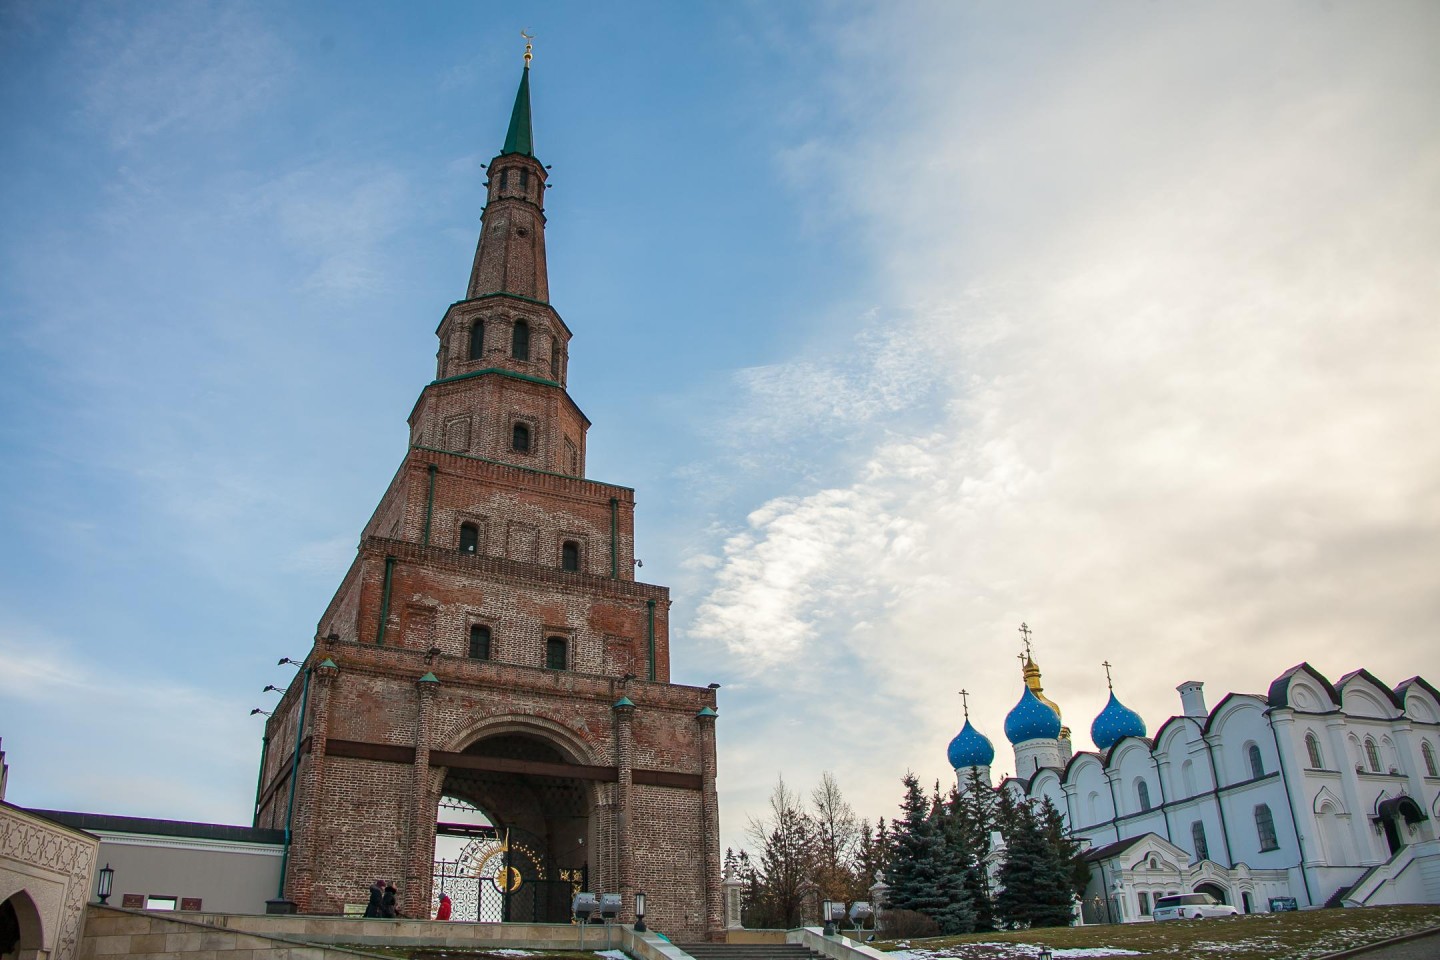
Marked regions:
[886,948,1141,959]
[486,951,541,957]
[595,951,631,959]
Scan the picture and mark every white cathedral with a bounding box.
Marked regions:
[948,639,1440,922]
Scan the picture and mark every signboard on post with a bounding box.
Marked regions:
[1269,897,1298,912]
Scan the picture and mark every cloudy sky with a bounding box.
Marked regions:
[2,1,1437,860]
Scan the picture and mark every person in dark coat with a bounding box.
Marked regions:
[381,883,399,918]
[363,880,385,918]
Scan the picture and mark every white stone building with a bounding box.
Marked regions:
[948,658,1440,920]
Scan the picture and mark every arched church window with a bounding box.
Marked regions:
[1137,780,1151,812]
[469,624,491,660]
[545,635,567,671]
[561,540,580,572]
[1254,804,1278,851]
[459,523,479,554]
[1306,733,1324,769]
[1364,737,1382,772]
[512,320,531,361]
[1424,741,1438,778]
[1192,820,1209,861]
[550,342,562,380]
[520,167,530,191]
[1248,743,1264,779]
[512,422,531,453]
[469,320,484,360]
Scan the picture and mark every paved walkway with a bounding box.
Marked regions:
[1329,929,1440,959]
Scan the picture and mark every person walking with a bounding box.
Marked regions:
[363,880,385,918]
[381,883,399,918]
[435,893,452,921]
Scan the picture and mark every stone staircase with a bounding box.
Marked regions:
[676,943,826,960]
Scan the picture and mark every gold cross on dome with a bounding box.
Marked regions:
[959,689,970,719]
[1018,622,1033,659]
[1102,660,1114,690]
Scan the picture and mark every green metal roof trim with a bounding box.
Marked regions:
[435,294,571,339]
[501,65,534,157]
[697,706,718,718]
[318,658,338,669]
[612,696,635,709]
[411,446,635,493]
[432,366,560,389]
[418,671,439,683]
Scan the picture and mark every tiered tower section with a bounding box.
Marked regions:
[253,61,722,940]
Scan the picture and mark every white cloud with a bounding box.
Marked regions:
[74,2,292,148]
[695,0,1440,847]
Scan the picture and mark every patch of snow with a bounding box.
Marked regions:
[488,951,541,957]
[595,951,630,960]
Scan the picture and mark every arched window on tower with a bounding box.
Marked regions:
[520,167,530,191]
[1248,743,1265,778]
[1191,820,1209,861]
[561,540,580,572]
[550,342,562,381]
[1423,740,1438,778]
[1306,732,1324,769]
[1365,737,1382,772]
[469,624,491,660]
[512,320,530,361]
[1255,804,1278,851]
[545,636,567,671]
[459,523,479,554]
[512,422,531,453]
[469,320,485,360]
[1137,780,1151,812]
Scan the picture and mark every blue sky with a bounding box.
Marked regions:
[3,1,1438,859]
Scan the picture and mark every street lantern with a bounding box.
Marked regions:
[96,863,115,905]
[634,891,647,933]
[821,899,837,936]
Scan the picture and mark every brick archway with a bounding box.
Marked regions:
[427,726,601,922]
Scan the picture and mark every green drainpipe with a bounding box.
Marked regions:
[376,557,397,645]
[609,498,619,578]
[252,734,270,828]
[422,464,438,546]
[646,599,656,681]
[277,665,313,900]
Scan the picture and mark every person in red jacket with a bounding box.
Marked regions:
[435,893,452,921]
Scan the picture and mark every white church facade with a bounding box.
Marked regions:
[948,653,1440,921]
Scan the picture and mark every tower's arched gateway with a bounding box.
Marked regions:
[253,55,722,940]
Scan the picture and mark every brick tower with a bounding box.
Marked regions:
[253,55,723,939]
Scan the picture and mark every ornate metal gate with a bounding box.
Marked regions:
[431,831,585,923]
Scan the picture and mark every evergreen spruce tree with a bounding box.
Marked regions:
[885,774,949,919]
[995,798,1076,928]
[931,789,978,934]
[948,777,996,931]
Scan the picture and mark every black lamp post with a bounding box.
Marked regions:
[634,891,647,933]
[96,863,114,905]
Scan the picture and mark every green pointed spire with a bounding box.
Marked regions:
[502,64,534,157]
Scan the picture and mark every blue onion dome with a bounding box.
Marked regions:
[1091,691,1147,750]
[1005,686,1062,744]
[947,719,996,768]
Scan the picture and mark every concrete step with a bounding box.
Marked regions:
[675,944,823,960]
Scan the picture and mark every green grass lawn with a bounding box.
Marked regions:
[868,905,1440,958]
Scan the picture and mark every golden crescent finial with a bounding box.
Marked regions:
[521,29,534,65]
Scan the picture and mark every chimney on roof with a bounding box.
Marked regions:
[1177,681,1207,718]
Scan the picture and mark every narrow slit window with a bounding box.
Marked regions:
[1424,741,1438,778]
[545,636,567,671]
[512,422,531,453]
[1248,743,1264,778]
[562,540,580,572]
[469,320,485,360]
[550,344,562,380]
[459,523,479,554]
[520,167,530,190]
[1191,820,1209,861]
[1137,780,1151,812]
[511,320,530,361]
[1306,733,1324,769]
[469,624,491,660]
[1365,737,1382,772]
